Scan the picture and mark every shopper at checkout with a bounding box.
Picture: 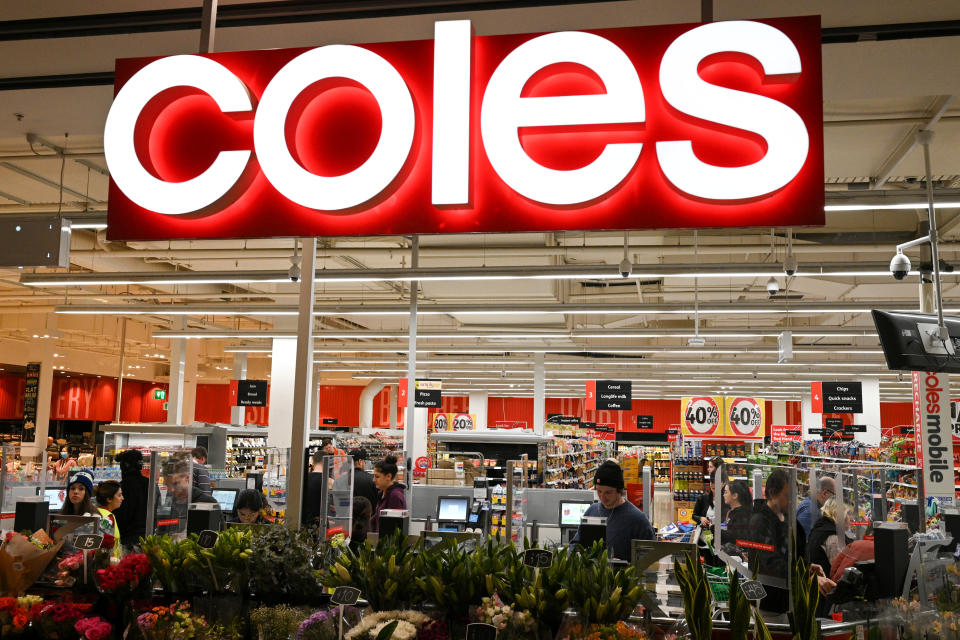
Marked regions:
[113,449,153,552]
[797,476,837,538]
[371,455,406,532]
[572,460,655,561]
[349,448,379,525]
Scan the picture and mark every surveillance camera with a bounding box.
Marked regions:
[890,252,911,280]
[618,258,632,278]
[783,255,798,277]
[766,277,780,295]
[753,371,758,379]
[288,263,301,282]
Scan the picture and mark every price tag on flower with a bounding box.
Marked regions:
[523,549,552,568]
[331,585,361,606]
[466,623,498,640]
[74,534,103,550]
[196,530,219,549]
[741,580,767,601]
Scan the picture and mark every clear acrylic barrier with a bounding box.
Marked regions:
[263,447,289,521]
[146,449,194,539]
[323,454,353,541]
[1,445,53,518]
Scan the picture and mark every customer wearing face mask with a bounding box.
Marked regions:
[50,446,79,481]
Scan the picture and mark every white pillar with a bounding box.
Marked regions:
[468,391,488,429]
[166,318,198,425]
[359,381,387,429]
[772,401,787,426]
[854,376,882,446]
[167,319,187,425]
[267,338,297,447]
[411,406,428,460]
[801,395,820,440]
[230,353,248,425]
[389,385,398,430]
[533,352,545,434]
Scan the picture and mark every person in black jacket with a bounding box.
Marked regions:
[748,470,792,620]
[112,449,154,551]
[721,480,752,553]
[349,448,379,526]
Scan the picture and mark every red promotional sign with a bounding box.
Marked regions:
[771,424,802,443]
[398,378,409,408]
[810,382,823,413]
[105,16,823,240]
[585,381,597,412]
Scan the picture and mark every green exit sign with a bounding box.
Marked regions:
[154,389,166,400]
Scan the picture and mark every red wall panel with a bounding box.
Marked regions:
[488,397,534,427]
[881,402,913,428]
[318,385,363,426]
[194,383,232,424]
[0,375,25,420]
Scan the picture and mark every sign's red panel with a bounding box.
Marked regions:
[105,16,823,240]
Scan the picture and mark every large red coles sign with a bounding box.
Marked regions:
[104,16,823,240]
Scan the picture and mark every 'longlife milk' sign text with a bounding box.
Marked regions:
[104,16,823,240]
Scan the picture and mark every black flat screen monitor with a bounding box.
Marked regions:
[901,503,921,534]
[872,310,960,372]
[211,489,238,513]
[577,521,607,550]
[437,496,469,523]
[559,501,593,527]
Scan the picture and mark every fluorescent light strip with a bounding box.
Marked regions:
[825,200,960,212]
[69,222,109,230]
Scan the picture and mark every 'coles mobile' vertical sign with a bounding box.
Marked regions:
[103,17,823,241]
[912,371,956,506]
[22,363,41,442]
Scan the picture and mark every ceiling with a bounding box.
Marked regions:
[2,0,960,402]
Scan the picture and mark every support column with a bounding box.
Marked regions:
[230,353,248,425]
[468,391,488,429]
[167,318,187,425]
[114,318,127,423]
[404,237,420,461]
[771,401,787,426]
[533,352,545,434]
[389,385,398,430]
[359,381,387,429]
[268,339,297,446]
[181,339,199,424]
[801,395,820,440]
[854,376,882,446]
[285,236,316,529]
[311,370,321,432]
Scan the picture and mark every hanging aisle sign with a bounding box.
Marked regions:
[681,396,723,437]
[811,382,863,413]
[104,16,823,241]
[912,371,956,507]
[586,380,632,411]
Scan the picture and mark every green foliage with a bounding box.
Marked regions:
[675,552,713,640]
[375,620,400,640]
[249,605,315,640]
[507,545,574,627]
[248,524,323,598]
[417,538,485,620]
[322,529,424,610]
[727,570,751,640]
[140,534,195,594]
[753,606,773,640]
[564,543,645,625]
[182,528,253,594]
[788,557,820,640]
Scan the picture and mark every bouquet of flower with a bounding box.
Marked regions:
[38,601,94,639]
[137,601,212,640]
[344,610,432,640]
[294,608,337,640]
[472,593,535,640]
[557,621,648,640]
[95,553,152,598]
[0,529,64,595]
[75,615,114,640]
[0,596,44,637]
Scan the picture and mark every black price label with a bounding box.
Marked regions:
[74,534,103,550]
[741,580,767,601]
[197,530,219,549]
[900,426,915,435]
[322,418,338,425]
[466,623,497,640]
[843,424,867,433]
[331,586,361,606]
[523,548,552,568]
[824,418,843,430]
[808,428,825,436]
[636,415,654,430]
[785,429,802,436]
[665,429,679,435]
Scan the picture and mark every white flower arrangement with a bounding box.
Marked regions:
[345,610,432,640]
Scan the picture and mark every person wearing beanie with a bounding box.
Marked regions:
[113,449,155,550]
[62,470,97,516]
[572,460,655,560]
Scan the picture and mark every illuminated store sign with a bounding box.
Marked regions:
[105,16,822,240]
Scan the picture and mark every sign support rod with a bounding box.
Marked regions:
[287,237,316,529]
[404,235,419,506]
[199,0,218,54]
[114,317,127,422]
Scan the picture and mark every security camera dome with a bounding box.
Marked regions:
[890,252,911,280]
[766,277,780,295]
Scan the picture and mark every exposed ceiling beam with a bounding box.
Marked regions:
[871,95,956,189]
